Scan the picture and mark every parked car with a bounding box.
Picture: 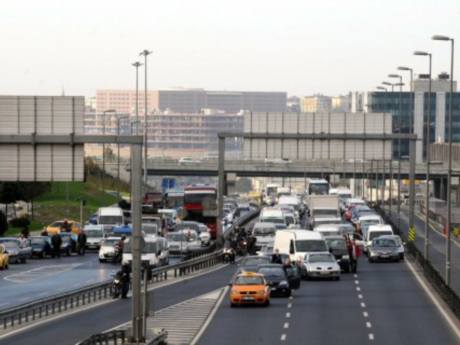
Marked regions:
[60,233,77,256]
[368,236,401,263]
[0,238,24,263]
[46,220,81,235]
[30,236,52,258]
[0,244,9,269]
[303,253,341,280]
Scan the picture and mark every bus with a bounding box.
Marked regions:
[183,185,218,239]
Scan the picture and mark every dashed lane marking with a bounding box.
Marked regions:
[286,312,291,318]
[366,322,372,328]
[363,311,369,318]
[356,286,361,292]
[287,303,292,309]
[358,294,363,299]
[369,333,375,341]
[360,302,366,308]
[283,322,289,329]
[354,280,359,285]
[280,334,287,341]
[354,274,358,278]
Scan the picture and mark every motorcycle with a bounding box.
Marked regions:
[111,276,122,298]
[223,247,235,263]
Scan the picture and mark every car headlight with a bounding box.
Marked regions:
[370,251,377,257]
[342,255,349,260]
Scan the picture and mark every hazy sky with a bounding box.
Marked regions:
[2,0,459,97]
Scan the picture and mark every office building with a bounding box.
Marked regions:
[96,89,287,114]
[352,74,460,162]
[300,95,332,113]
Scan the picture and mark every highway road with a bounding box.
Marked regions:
[0,263,234,345]
[0,252,181,310]
[199,259,460,345]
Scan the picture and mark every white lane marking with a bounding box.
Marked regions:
[405,259,460,340]
[360,302,366,308]
[354,274,358,278]
[189,287,228,345]
[354,280,359,285]
[283,322,289,329]
[369,333,374,341]
[281,334,287,341]
[286,312,291,318]
[366,322,372,328]
[289,296,293,300]
[287,303,292,309]
[363,311,369,318]
[356,286,361,292]
[358,294,363,299]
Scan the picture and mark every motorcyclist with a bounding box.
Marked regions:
[115,264,131,299]
[115,236,126,263]
[223,240,235,263]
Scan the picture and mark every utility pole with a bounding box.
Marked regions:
[140,49,152,187]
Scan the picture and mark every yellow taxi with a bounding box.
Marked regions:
[46,220,82,235]
[0,244,9,270]
[229,272,270,307]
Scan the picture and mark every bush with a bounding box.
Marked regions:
[0,211,7,236]
[9,217,31,229]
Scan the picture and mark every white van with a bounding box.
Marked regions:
[122,235,169,268]
[97,207,124,231]
[83,224,105,249]
[274,230,329,263]
[364,224,394,253]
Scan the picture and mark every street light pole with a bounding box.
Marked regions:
[414,50,433,261]
[140,50,152,187]
[388,74,403,229]
[117,115,130,197]
[432,34,455,285]
[102,109,116,190]
[132,62,143,135]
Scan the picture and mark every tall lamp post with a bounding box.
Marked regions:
[432,34,455,285]
[414,50,433,261]
[101,109,116,190]
[388,74,404,228]
[140,49,152,186]
[382,81,396,92]
[376,86,388,91]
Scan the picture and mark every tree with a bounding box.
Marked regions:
[0,211,7,236]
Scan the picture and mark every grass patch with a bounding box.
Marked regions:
[5,220,43,236]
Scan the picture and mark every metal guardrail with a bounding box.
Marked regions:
[0,250,223,332]
[75,328,168,345]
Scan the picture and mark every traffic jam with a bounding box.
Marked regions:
[226,179,404,307]
[0,186,219,275]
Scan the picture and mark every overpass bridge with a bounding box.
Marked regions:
[146,158,458,179]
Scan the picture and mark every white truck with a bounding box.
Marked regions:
[307,195,341,229]
[97,207,124,232]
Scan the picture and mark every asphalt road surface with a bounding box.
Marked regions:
[199,259,459,345]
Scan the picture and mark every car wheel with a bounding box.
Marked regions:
[230,303,236,308]
[5,264,8,269]
[21,258,26,264]
[66,249,71,257]
[368,258,373,263]
[400,254,404,260]
[99,259,105,263]
[344,265,350,273]
[264,300,270,307]
[286,290,292,297]
[336,276,341,281]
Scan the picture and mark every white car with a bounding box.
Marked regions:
[98,237,120,263]
[303,253,341,280]
[386,234,405,260]
[166,230,202,255]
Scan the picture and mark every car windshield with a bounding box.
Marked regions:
[176,223,200,232]
[314,219,341,226]
[314,209,337,216]
[102,239,119,247]
[167,233,198,242]
[373,238,397,247]
[326,239,347,250]
[241,257,270,266]
[234,275,265,285]
[361,219,380,227]
[99,216,122,225]
[295,240,328,252]
[254,227,276,236]
[31,238,45,245]
[258,267,285,278]
[307,253,335,263]
[142,224,158,235]
[309,184,329,195]
[369,231,393,240]
[260,217,285,224]
[1,240,19,249]
[85,230,103,237]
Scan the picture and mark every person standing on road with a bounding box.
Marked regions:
[51,233,62,258]
[77,230,87,255]
[272,249,283,264]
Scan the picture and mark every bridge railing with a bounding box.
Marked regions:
[75,328,168,345]
[0,250,223,332]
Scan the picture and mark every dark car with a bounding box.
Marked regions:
[325,236,351,272]
[256,264,292,297]
[368,237,400,263]
[238,255,272,273]
[30,236,52,258]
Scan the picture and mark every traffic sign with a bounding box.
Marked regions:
[408,226,416,241]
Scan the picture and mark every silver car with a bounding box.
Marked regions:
[368,237,400,263]
[303,253,341,280]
